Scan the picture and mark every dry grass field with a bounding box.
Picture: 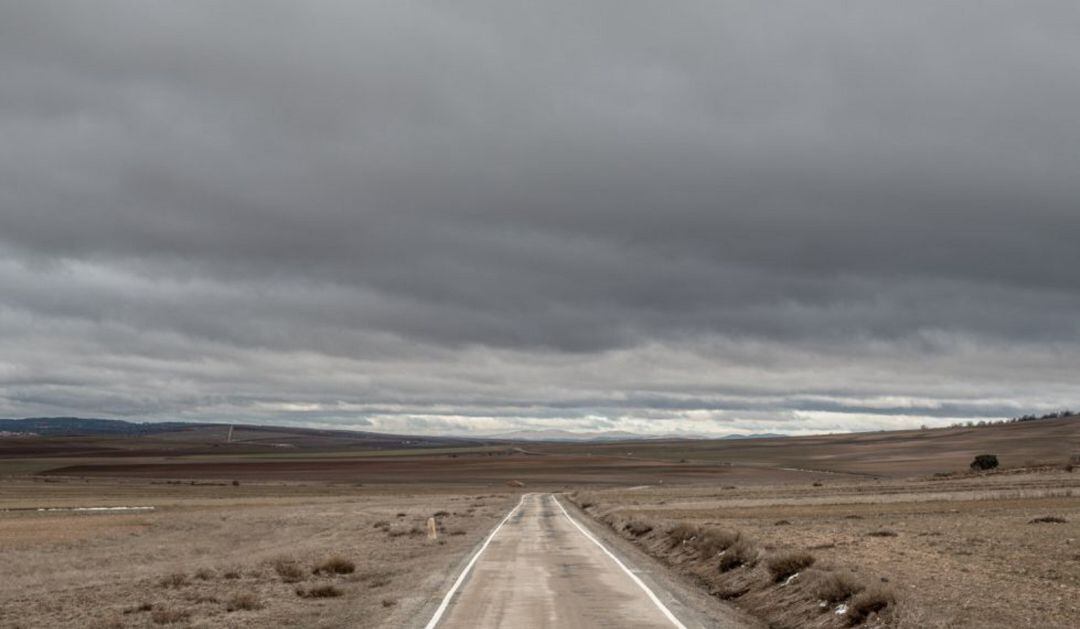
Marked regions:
[0,477,514,628]
[1,417,1078,627]
[569,469,1080,628]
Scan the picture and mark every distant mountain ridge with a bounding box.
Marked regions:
[0,417,788,442]
[0,417,207,436]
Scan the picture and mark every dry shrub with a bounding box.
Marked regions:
[1029,516,1067,524]
[866,530,898,537]
[296,584,343,599]
[223,568,242,580]
[194,568,215,581]
[718,539,757,572]
[667,523,701,547]
[313,556,355,575]
[225,592,261,612]
[124,602,154,615]
[373,520,390,529]
[449,528,467,536]
[624,520,653,537]
[381,598,397,608]
[814,570,865,604]
[273,559,306,583]
[433,510,450,517]
[847,585,896,624]
[774,520,792,526]
[695,528,741,557]
[150,607,190,625]
[766,551,815,582]
[158,572,188,589]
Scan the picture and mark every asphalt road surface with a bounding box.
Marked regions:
[426,493,743,629]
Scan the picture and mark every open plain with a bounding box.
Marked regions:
[1,418,1078,628]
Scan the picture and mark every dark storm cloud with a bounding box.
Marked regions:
[2,1,1079,434]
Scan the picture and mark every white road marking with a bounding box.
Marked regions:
[553,495,689,629]
[424,493,530,629]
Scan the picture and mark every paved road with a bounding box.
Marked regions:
[427,493,696,629]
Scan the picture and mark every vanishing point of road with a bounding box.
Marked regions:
[423,493,747,629]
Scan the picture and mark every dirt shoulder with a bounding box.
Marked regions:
[567,471,1080,629]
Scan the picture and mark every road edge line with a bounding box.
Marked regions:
[553,494,689,629]
[423,492,530,629]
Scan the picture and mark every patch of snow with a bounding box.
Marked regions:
[835,604,849,616]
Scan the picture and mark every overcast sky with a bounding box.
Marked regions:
[2,1,1079,436]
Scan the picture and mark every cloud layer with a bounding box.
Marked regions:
[2,1,1079,435]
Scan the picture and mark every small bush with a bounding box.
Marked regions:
[373,520,390,529]
[667,523,701,546]
[847,585,895,624]
[296,584,343,598]
[150,607,190,625]
[696,528,741,557]
[774,520,792,526]
[273,559,306,583]
[223,568,242,580]
[866,530,898,537]
[766,551,815,582]
[225,592,261,612]
[158,572,188,589]
[381,598,397,608]
[718,539,757,572]
[433,510,450,517]
[1029,516,1067,524]
[814,571,865,604]
[970,454,999,471]
[624,520,653,537]
[313,556,355,575]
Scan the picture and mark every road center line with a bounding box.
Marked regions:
[552,494,689,629]
[423,492,530,629]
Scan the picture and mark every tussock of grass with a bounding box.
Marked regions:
[847,585,895,624]
[150,607,190,625]
[623,520,653,537]
[194,568,215,581]
[225,592,261,612]
[667,523,701,547]
[866,530,898,537]
[814,570,865,604]
[765,551,815,582]
[313,556,355,575]
[222,567,242,580]
[696,528,742,557]
[158,572,188,589]
[296,584,343,599]
[718,539,757,572]
[273,559,306,583]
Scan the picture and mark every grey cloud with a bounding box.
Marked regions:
[1,2,1079,433]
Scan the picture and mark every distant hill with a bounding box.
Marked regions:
[0,417,208,437]
[486,429,786,442]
